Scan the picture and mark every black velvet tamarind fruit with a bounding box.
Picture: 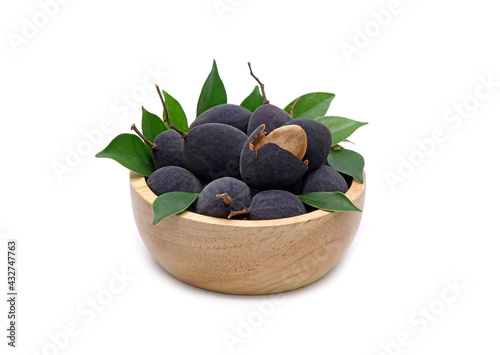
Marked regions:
[189,104,252,133]
[196,177,251,218]
[131,124,187,170]
[247,104,292,134]
[183,123,247,183]
[301,165,348,194]
[245,63,292,134]
[155,85,247,183]
[229,190,307,220]
[147,166,203,196]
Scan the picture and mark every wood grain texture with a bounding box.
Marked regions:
[130,171,366,295]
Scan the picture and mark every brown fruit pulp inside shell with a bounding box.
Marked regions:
[249,124,308,160]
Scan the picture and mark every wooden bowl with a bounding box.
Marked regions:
[130,171,366,295]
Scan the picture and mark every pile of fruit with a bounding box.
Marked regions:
[97,62,367,224]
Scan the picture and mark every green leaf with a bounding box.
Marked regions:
[196,60,227,116]
[152,192,199,225]
[162,91,189,133]
[299,192,361,212]
[96,134,154,176]
[315,116,368,145]
[328,149,365,183]
[141,107,166,143]
[284,92,335,119]
[240,86,264,112]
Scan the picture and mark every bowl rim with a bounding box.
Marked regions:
[131,170,365,228]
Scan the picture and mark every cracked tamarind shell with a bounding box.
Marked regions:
[183,123,248,183]
[240,124,308,190]
[189,104,252,133]
[283,118,332,171]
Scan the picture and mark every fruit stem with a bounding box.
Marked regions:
[216,193,233,205]
[155,84,188,138]
[290,96,301,118]
[227,207,250,219]
[247,62,269,104]
[131,123,156,149]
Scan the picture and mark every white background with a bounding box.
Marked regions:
[1,0,499,354]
